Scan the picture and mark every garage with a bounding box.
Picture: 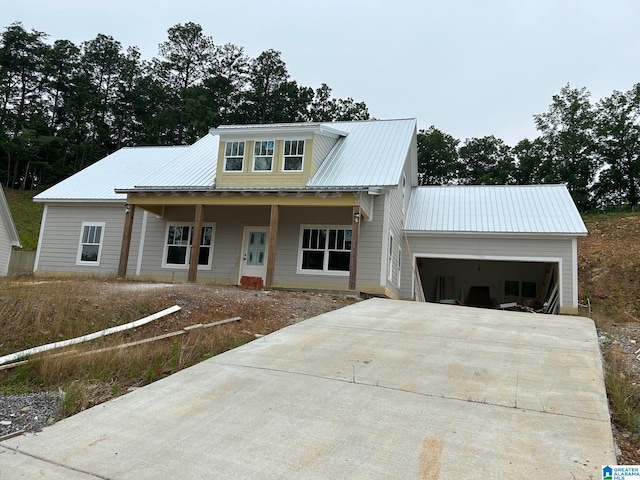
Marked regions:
[416,256,559,313]
[403,185,587,314]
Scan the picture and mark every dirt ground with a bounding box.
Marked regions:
[578,213,640,463]
[97,283,360,343]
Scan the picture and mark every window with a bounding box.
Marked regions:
[387,234,394,280]
[76,222,105,265]
[224,141,244,171]
[401,174,407,213]
[283,140,304,171]
[163,224,214,269]
[299,226,351,274]
[504,280,537,299]
[253,140,274,171]
[396,247,402,288]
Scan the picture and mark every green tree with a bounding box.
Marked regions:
[512,137,549,185]
[458,135,515,184]
[416,126,460,185]
[0,22,49,187]
[593,84,640,210]
[155,22,215,143]
[534,84,598,211]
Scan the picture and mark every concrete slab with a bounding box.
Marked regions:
[0,299,616,479]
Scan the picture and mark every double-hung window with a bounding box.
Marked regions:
[253,140,274,171]
[163,224,214,269]
[283,140,304,171]
[224,141,244,171]
[387,234,394,280]
[76,222,105,265]
[298,225,351,274]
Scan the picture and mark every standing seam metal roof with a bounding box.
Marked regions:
[33,146,189,201]
[133,133,219,189]
[404,184,587,235]
[307,119,416,188]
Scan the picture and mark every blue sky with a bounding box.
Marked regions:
[3,0,639,146]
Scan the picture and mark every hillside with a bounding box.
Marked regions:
[3,188,43,251]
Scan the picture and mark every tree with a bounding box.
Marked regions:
[0,22,49,187]
[512,137,549,185]
[593,84,640,210]
[458,135,515,184]
[416,126,460,185]
[242,49,292,123]
[534,84,598,211]
[308,84,370,122]
[155,22,215,143]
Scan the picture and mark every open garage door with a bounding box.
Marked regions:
[415,257,560,314]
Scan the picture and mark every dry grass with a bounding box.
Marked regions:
[0,277,341,416]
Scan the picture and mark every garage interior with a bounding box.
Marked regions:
[416,257,560,314]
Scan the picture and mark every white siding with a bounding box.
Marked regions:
[404,235,576,309]
[36,203,138,275]
[311,134,340,171]
[0,211,11,276]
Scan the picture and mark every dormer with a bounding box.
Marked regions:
[211,123,348,189]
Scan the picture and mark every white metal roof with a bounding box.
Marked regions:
[34,146,189,202]
[132,133,219,190]
[307,118,417,188]
[405,184,587,235]
[0,187,21,247]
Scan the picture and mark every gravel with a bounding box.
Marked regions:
[0,392,62,439]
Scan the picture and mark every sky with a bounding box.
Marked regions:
[3,0,639,146]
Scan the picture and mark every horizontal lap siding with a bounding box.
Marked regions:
[0,214,11,276]
[273,206,351,289]
[405,235,575,308]
[138,205,271,282]
[36,204,134,275]
[356,196,384,289]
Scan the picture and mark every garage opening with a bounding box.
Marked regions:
[415,257,560,314]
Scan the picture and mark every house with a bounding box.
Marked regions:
[0,186,21,276]
[33,118,587,313]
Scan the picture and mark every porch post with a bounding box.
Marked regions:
[349,205,361,291]
[188,204,204,283]
[117,203,135,279]
[265,204,279,287]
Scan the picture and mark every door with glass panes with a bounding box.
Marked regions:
[239,226,269,283]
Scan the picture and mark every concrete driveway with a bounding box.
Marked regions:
[0,298,616,479]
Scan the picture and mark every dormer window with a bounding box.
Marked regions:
[224,141,244,171]
[253,140,275,172]
[283,140,304,171]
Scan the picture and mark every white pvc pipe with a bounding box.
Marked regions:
[0,305,181,365]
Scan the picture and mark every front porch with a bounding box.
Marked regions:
[117,194,373,293]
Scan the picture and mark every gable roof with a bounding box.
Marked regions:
[307,118,416,189]
[132,133,219,190]
[36,118,417,199]
[34,146,189,202]
[0,187,21,247]
[405,184,587,235]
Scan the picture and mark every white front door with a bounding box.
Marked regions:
[239,226,269,283]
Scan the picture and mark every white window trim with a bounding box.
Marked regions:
[387,233,394,281]
[223,141,245,172]
[161,223,216,270]
[396,247,402,288]
[401,173,407,214]
[252,140,275,172]
[282,140,305,172]
[296,224,352,276]
[76,221,105,266]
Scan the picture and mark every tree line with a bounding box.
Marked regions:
[418,83,640,212]
[2,21,638,213]
[0,21,369,190]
